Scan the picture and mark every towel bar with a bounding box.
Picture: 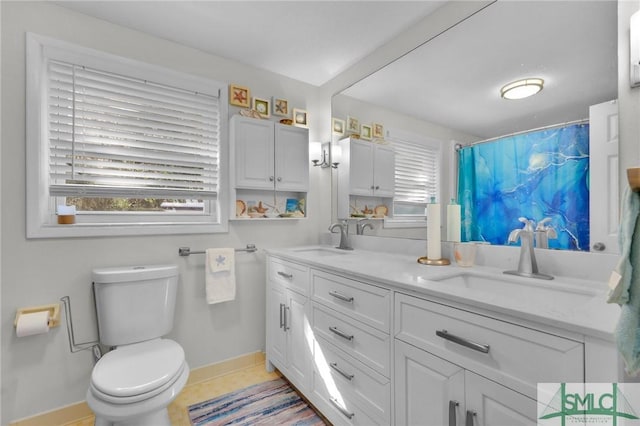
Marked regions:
[178,244,258,256]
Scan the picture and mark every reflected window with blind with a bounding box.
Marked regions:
[26,34,228,238]
[389,134,441,219]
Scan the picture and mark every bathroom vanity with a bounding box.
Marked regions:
[265,246,619,426]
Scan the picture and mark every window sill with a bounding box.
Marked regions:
[383,218,428,229]
[27,221,228,239]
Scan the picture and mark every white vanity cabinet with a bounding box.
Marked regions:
[394,292,584,425]
[265,251,617,426]
[395,340,537,426]
[231,115,309,191]
[308,269,392,426]
[337,137,395,219]
[265,258,312,393]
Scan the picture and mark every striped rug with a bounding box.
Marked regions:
[188,378,328,425]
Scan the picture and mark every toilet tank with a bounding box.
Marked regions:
[93,264,179,347]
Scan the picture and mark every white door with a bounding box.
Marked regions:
[395,340,465,426]
[233,116,275,190]
[287,290,310,392]
[465,371,536,426]
[373,144,395,197]
[275,124,309,191]
[589,99,619,254]
[266,282,287,369]
[349,139,375,196]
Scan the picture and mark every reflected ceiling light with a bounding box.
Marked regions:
[500,78,544,100]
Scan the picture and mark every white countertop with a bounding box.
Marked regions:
[266,245,621,342]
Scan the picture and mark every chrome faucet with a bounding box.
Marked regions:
[329,221,353,250]
[356,219,373,235]
[504,217,553,280]
[534,217,557,249]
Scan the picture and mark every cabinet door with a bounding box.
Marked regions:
[234,117,275,189]
[373,144,395,197]
[465,371,536,426]
[395,340,465,426]
[349,140,375,196]
[266,282,287,370]
[287,290,311,392]
[275,124,309,191]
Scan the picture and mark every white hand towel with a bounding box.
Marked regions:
[206,248,236,304]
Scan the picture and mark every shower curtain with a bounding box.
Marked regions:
[457,123,590,251]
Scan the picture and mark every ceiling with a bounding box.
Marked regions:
[55,1,445,87]
[55,1,618,140]
[341,1,618,139]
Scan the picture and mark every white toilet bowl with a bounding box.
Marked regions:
[86,339,189,426]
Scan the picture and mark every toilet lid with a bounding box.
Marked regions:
[91,339,185,398]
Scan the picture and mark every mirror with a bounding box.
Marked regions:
[331,1,617,243]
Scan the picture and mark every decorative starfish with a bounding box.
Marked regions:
[215,254,226,266]
[275,101,286,114]
[233,89,247,104]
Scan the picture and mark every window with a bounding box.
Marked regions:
[26,34,228,238]
[385,129,441,227]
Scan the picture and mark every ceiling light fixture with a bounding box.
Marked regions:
[500,78,544,100]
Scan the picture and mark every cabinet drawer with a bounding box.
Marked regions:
[312,368,385,426]
[314,336,390,423]
[313,303,390,377]
[311,269,390,332]
[395,293,583,399]
[268,258,309,295]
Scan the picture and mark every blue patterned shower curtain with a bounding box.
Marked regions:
[457,123,590,251]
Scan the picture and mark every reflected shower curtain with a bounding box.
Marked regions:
[457,123,589,251]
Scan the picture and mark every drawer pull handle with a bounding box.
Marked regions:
[330,362,354,381]
[277,271,293,279]
[436,329,490,354]
[466,410,477,426]
[279,303,285,329]
[330,397,355,419]
[329,290,354,303]
[329,326,354,341]
[449,400,459,426]
[284,306,290,331]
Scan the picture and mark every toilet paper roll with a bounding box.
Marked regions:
[16,311,50,337]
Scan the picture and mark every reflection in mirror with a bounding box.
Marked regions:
[331,1,617,249]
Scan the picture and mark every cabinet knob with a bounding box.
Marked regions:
[370,185,375,190]
[592,242,606,251]
[277,177,282,182]
[269,176,274,182]
[375,185,380,190]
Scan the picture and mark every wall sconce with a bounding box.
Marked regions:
[312,142,339,169]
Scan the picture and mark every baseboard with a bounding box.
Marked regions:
[10,351,267,426]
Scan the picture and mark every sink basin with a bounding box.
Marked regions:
[291,247,351,257]
[430,272,597,306]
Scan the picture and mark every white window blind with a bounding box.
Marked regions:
[47,60,220,200]
[393,138,440,205]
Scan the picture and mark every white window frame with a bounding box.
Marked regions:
[384,128,442,229]
[26,33,229,238]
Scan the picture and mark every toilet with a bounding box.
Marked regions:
[86,264,189,426]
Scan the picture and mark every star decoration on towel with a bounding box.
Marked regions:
[215,255,226,266]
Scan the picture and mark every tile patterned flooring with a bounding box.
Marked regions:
[65,363,281,426]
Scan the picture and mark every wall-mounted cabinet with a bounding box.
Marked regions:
[230,115,309,219]
[337,137,394,219]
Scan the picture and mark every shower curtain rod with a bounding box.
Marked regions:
[454,118,589,151]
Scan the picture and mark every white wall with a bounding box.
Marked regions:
[0,2,328,423]
[619,1,640,188]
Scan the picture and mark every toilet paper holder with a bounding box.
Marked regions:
[14,303,61,328]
